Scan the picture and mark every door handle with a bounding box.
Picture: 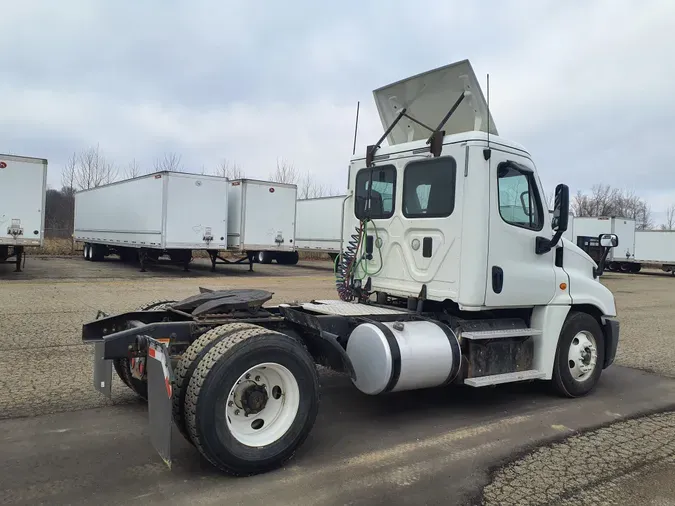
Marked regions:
[492,266,504,294]
[422,237,432,258]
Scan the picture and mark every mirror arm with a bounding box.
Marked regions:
[535,229,564,255]
[593,246,611,278]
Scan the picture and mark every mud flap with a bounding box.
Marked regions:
[147,338,174,469]
[93,341,112,398]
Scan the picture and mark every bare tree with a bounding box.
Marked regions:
[215,159,245,180]
[660,203,675,230]
[76,145,118,189]
[572,184,653,230]
[60,151,77,191]
[153,152,183,172]
[60,144,118,191]
[269,158,299,184]
[298,171,343,199]
[124,158,142,179]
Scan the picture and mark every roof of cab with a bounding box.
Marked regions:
[349,131,530,164]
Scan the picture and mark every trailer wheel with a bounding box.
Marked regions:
[552,311,605,398]
[112,299,176,400]
[172,322,264,443]
[184,327,319,475]
[257,251,273,264]
[90,244,105,262]
[82,244,89,261]
[277,251,299,265]
[630,263,641,273]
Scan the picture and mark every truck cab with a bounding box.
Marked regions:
[83,60,622,477]
[338,60,620,395]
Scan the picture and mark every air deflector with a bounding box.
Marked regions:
[372,59,498,147]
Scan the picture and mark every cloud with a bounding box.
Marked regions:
[1,0,674,223]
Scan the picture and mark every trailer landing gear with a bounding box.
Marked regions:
[206,249,256,273]
[14,246,24,272]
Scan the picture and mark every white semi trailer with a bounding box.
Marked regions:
[83,60,621,477]
[573,217,675,274]
[633,230,675,273]
[74,173,298,272]
[573,216,638,272]
[74,171,229,271]
[294,195,348,262]
[0,154,48,272]
[217,179,299,267]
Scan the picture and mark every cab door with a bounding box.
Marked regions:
[484,151,556,307]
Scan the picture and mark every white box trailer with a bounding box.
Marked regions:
[224,179,299,265]
[295,195,347,261]
[0,154,48,272]
[74,171,229,271]
[573,216,636,265]
[634,231,675,274]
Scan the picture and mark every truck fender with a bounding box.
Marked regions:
[530,305,571,380]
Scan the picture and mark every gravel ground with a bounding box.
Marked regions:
[481,411,675,506]
[478,269,675,505]
[0,258,337,419]
[3,259,675,503]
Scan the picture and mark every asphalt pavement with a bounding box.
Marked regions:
[1,367,674,506]
[3,258,675,504]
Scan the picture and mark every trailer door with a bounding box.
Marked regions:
[0,156,46,245]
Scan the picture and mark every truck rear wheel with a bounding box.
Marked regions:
[184,327,320,475]
[552,311,605,398]
[112,300,176,400]
[172,322,264,442]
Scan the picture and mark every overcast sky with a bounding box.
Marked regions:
[2,1,674,223]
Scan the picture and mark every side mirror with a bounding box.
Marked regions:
[535,183,570,255]
[551,184,569,232]
[593,233,620,278]
[599,233,618,248]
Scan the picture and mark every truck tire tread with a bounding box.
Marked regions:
[552,310,605,398]
[172,322,264,443]
[184,327,319,475]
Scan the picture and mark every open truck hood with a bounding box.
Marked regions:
[373,59,498,146]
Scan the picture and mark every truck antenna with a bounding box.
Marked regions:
[352,101,360,155]
[484,73,492,161]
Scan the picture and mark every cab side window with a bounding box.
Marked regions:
[497,163,543,231]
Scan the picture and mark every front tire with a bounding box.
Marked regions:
[184,328,320,476]
[552,311,605,398]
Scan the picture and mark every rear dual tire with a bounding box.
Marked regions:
[181,325,319,475]
[83,243,105,262]
[112,300,176,400]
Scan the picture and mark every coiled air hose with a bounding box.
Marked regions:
[335,219,384,301]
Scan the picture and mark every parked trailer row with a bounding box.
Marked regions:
[572,216,675,274]
[74,173,298,271]
[0,154,48,272]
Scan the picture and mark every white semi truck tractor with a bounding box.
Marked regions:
[83,60,620,476]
